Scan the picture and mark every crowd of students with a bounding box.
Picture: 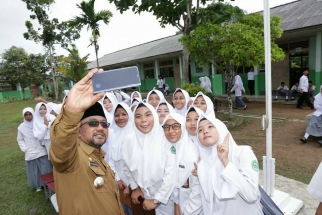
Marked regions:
[17,85,267,214]
[17,69,322,215]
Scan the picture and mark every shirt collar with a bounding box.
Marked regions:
[79,139,106,158]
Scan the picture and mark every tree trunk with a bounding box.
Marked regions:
[182,45,190,84]
[226,70,233,119]
[49,46,59,100]
[94,40,99,68]
[21,87,25,100]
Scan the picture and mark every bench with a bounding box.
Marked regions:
[39,172,59,213]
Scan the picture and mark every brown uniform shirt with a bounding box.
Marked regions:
[50,107,123,215]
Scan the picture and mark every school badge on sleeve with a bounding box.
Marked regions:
[251,160,259,172]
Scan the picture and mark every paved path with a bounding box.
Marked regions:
[259,170,319,215]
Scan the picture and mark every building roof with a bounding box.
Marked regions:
[87,34,183,69]
[90,0,322,68]
[270,0,322,31]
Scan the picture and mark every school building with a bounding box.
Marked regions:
[87,0,322,95]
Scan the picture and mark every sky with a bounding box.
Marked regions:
[0,0,297,61]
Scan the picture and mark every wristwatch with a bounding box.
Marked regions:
[153,199,160,204]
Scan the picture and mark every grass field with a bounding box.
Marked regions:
[0,100,55,215]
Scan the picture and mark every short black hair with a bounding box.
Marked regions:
[309,80,312,84]
[281,82,285,85]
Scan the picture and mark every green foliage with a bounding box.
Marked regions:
[50,81,66,99]
[57,46,89,82]
[22,0,80,48]
[181,83,207,97]
[68,0,113,67]
[180,13,285,68]
[0,46,48,90]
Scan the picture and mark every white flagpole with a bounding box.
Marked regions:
[263,0,275,196]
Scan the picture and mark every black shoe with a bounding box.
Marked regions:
[300,137,307,143]
[291,98,295,100]
[244,105,247,110]
[274,99,277,101]
[233,107,237,109]
[311,106,314,110]
[286,99,288,101]
[318,140,322,146]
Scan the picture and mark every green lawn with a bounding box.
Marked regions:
[0,100,56,215]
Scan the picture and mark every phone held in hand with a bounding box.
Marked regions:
[92,66,141,94]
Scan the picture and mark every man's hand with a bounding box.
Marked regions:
[117,180,127,190]
[131,187,144,204]
[143,199,158,210]
[65,68,105,113]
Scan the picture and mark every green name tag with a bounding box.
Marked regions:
[171,146,176,154]
[251,160,259,172]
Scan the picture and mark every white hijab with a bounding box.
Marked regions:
[234,75,244,88]
[33,102,54,140]
[131,91,142,101]
[156,98,175,124]
[51,103,63,115]
[162,113,198,188]
[146,89,165,102]
[196,113,239,212]
[122,102,167,190]
[193,92,215,117]
[173,88,190,116]
[184,106,203,146]
[101,92,119,116]
[110,103,133,161]
[18,107,36,139]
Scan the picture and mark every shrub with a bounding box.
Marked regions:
[181,83,207,97]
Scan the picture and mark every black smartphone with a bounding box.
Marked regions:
[92,66,141,93]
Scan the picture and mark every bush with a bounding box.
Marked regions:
[181,83,207,97]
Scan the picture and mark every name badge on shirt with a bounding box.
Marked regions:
[89,161,99,168]
[179,165,185,169]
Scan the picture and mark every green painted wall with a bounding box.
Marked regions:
[313,71,322,94]
[210,74,223,95]
[239,74,249,93]
[165,78,175,92]
[145,79,157,91]
[0,90,31,101]
[191,76,203,85]
[258,73,266,94]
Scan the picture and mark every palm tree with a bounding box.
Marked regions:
[57,46,90,82]
[68,0,112,67]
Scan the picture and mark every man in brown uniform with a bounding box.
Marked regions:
[50,68,123,215]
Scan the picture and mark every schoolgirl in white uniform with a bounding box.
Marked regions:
[101,92,118,125]
[173,88,190,117]
[193,92,215,117]
[307,162,322,215]
[17,107,52,191]
[146,90,165,109]
[196,114,263,215]
[185,106,203,148]
[33,102,55,160]
[131,91,142,102]
[105,103,133,215]
[122,102,176,214]
[162,113,203,215]
[156,99,174,124]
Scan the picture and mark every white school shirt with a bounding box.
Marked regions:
[248,71,254,80]
[276,85,289,92]
[291,85,299,91]
[198,147,263,215]
[307,162,322,202]
[299,75,309,92]
[157,79,164,88]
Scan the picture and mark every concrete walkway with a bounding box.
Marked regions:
[259,171,318,214]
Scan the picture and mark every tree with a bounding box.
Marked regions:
[68,0,113,68]
[181,13,285,118]
[108,0,235,84]
[22,0,80,100]
[57,46,90,82]
[0,46,48,99]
